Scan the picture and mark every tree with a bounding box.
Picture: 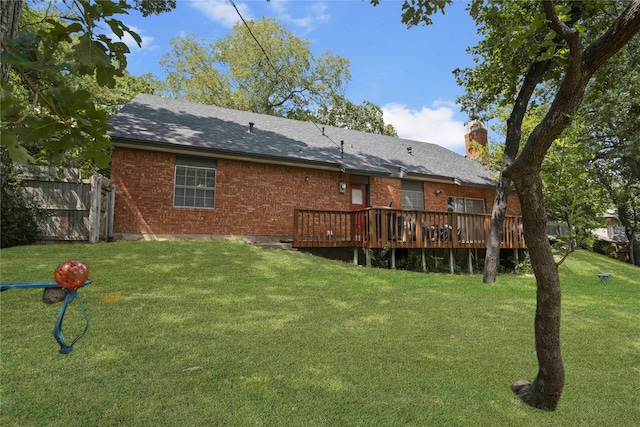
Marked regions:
[158,17,396,134]
[317,96,398,136]
[0,0,173,167]
[160,18,350,117]
[492,104,606,264]
[539,115,603,263]
[376,0,640,411]
[582,53,640,265]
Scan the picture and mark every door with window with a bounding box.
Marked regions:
[351,184,367,238]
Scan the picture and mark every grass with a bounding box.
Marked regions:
[1,240,638,426]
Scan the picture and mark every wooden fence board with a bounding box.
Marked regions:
[16,166,114,243]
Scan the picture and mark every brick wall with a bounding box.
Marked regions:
[111,147,522,239]
[421,182,521,216]
[111,147,351,238]
[369,177,402,207]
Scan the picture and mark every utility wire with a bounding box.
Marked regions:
[228,0,343,151]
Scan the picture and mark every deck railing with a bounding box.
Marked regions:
[293,207,525,249]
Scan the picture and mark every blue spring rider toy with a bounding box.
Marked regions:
[1,260,91,354]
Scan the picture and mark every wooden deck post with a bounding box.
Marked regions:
[353,248,358,266]
[421,249,426,272]
[468,249,473,274]
[365,249,371,267]
[514,248,520,266]
[391,248,396,269]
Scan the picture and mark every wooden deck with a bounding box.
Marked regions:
[293,207,525,250]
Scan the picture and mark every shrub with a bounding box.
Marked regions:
[514,252,533,275]
[0,150,47,248]
[592,238,614,257]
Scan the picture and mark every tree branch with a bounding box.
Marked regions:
[543,0,581,53]
[506,0,640,176]
[583,0,640,75]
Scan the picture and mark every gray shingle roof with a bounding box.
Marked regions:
[109,94,495,186]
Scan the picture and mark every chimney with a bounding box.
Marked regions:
[464,119,488,162]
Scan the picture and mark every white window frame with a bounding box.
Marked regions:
[447,197,486,214]
[173,164,216,209]
[401,181,424,210]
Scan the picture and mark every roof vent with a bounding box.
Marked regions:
[247,122,255,133]
[386,166,407,179]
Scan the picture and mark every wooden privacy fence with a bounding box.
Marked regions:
[16,166,115,243]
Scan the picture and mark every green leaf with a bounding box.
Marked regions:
[47,87,92,117]
[15,116,62,142]
[96,64,117,87]
[0,128,36,164]
[72,34,112,76]
[0,85,26,121]
[106,19,125,38]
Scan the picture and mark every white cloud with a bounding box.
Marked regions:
[382,102,467,152]
[269,0,330,34]
[190,0,250,28]
[187,0,330,35]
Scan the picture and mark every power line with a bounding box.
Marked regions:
[228,0,343,151]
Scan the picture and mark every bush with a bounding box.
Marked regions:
[0,150,47,248]
[592,239,614,257]
[514,252,533,275]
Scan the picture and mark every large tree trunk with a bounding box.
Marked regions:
[510,167,564,410]
[625,229,640,266]
[0,0,22,81]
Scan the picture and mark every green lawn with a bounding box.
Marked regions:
[1,241,638,426]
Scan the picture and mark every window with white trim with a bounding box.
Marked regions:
[174,156,216,209]
[402,181,424,210]
[447,197,485,214]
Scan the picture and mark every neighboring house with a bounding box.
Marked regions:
[108,94,523,263]
[593,212,627,244]
[592,211,638,261]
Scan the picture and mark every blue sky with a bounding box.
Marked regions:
[120,0,481,154]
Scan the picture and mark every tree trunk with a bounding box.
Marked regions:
[482,57,554,284]
[626,229,640,266]
[510,166,564,411]
[0,0,23,81]
[483,175,510,282]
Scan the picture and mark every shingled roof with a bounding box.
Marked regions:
[109,94,495,187]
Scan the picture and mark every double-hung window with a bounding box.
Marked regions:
[401,181,424,210]
[174,156,216,209]
[447,197,485,214]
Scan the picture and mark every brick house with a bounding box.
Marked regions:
[109,94,523,267]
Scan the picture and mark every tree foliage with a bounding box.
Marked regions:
[160,18,350,117]
[158,17,396,135]
[582,50,640,265]
[0,0,173,168]
[317,96,398,136]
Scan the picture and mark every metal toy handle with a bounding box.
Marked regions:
[53,290,90,354]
